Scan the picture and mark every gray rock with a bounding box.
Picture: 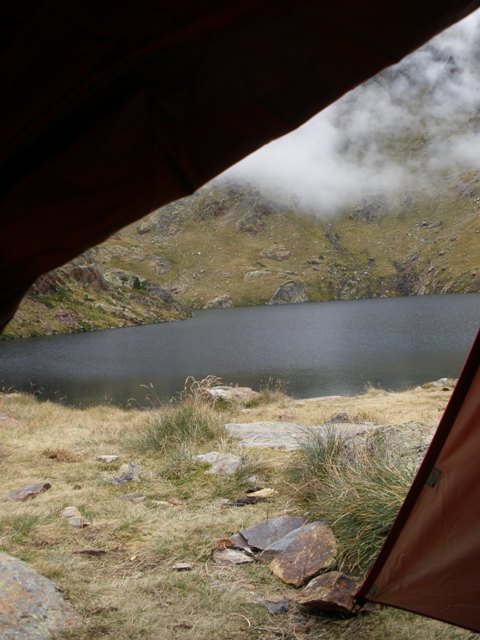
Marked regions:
[269,522,337,587]
[269,280,308,305]
[328,412,351,423]
[238,515,304,551]
[0,552,81,639]
[124,493,146,504]
[225,421,322,450]
[193,451,243,475]
[244,269,270,280]
[266,598,289,615]
[203,295,233,310]
[207,385,259,404]
[260,245,291,261]
[111,462,140,485]
[7,482,51,502]
[60,506,90,528]
[429,377,449,388]
[137,221,152,234]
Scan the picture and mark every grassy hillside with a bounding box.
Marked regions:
[4,175,479,340]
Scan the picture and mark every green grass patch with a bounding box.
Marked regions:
[134,400,227,455]
[287,429,416,574]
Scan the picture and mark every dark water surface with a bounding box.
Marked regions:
[0,294,479,407]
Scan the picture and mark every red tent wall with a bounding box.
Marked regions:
[358,330,480,632]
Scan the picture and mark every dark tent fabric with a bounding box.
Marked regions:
[357,329,480,632]
[2,1,480,631]
[1,0,479,331]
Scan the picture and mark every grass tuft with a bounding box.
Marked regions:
[287,430,416,574]
[133,399,227,455]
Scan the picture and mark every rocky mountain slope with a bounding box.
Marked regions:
[4,173,479,339]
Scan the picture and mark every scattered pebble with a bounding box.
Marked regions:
[171,563,193,572]
[60,506,90,528]
[124,493,146,504]
[247,488,277,499]
[97,455,119,463]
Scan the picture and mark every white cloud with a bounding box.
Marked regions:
[223,9,480,215]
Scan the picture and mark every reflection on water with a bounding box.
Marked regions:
[0,293,479,407]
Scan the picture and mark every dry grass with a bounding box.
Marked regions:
[239,381,455,427]
[0,385,473,640]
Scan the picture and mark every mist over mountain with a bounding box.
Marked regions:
[225,10,480,215]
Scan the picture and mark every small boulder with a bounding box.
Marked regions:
[297,571,366,615]
[7,482,51,502]
[328,412,351,423]
[111,462,140,485]
[203,295,233,310]
[269,280,308,305]
[193,451,243,475]
[244,269,270,280]
[268,522,337,587]
[137,221,152,235]
[260,245,291,261]
[60,506,90,528]
[266,595,289,615]
[206,385,259,404]
[0,552,81,639]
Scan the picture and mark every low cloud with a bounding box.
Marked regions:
[223,10,480,215]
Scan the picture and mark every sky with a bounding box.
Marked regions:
[223,9,480,216]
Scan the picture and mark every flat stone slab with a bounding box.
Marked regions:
[237,515,304,551]
[268,522,337,587]
[7,482,51,502]
[0,552,81,639]
[225,421,434,455]
[225,422,323,450]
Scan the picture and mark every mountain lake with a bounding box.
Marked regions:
[0,293,479,407]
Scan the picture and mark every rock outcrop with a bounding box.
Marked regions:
[269,280,308,305]
[203,295,233,309]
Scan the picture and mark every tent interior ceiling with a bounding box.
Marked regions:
[1,0,479,329]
